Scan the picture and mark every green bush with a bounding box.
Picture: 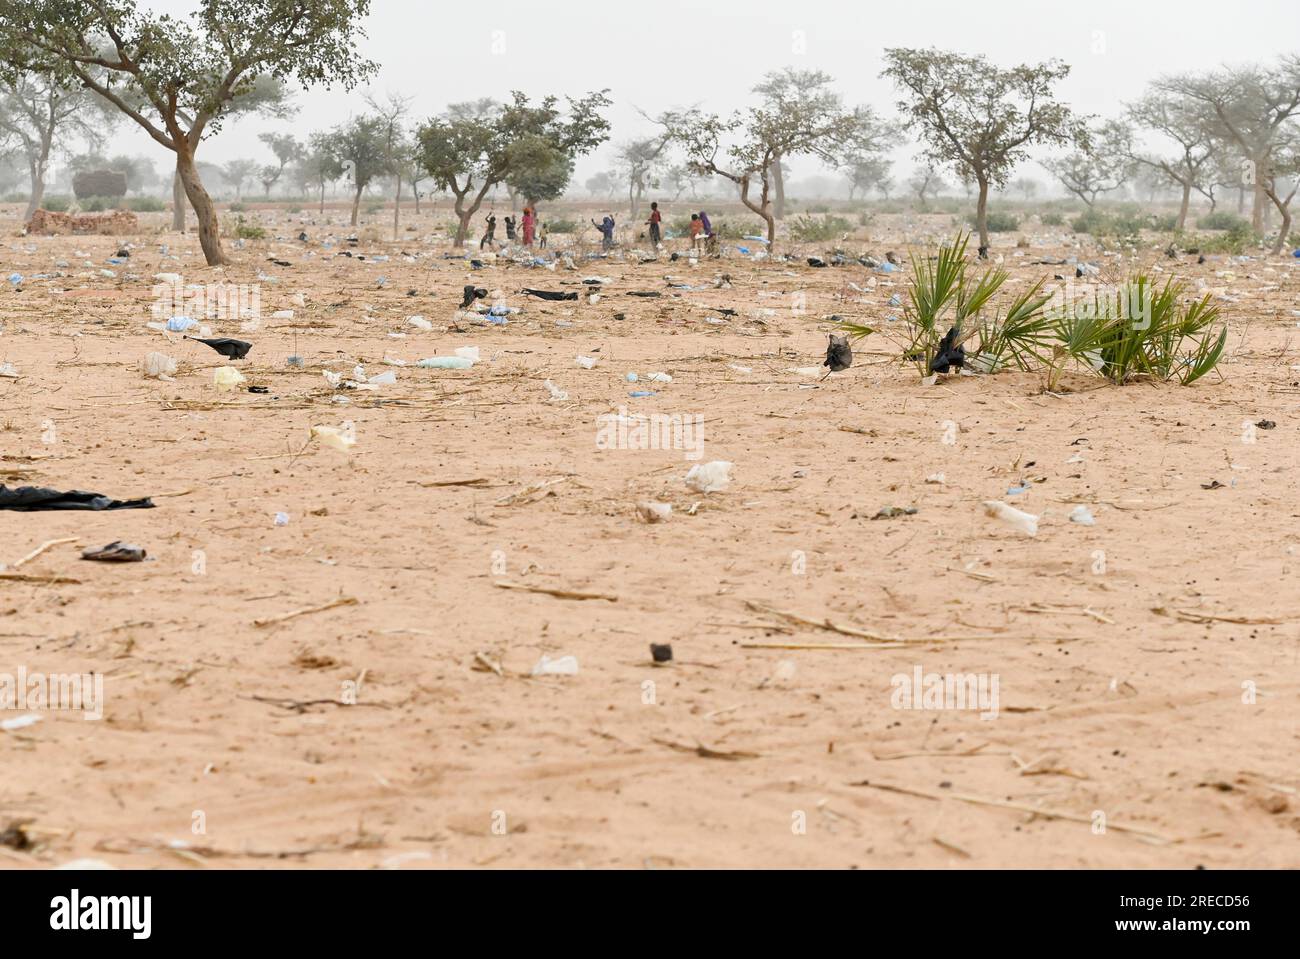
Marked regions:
[1195,224,1258,255]
[78,195,122,212]
[126,195,165,212]
[3,191,28,203]
[228,201,247,212]
[1040,211,1066,226]
[1197,211,1250,232]
[971,210,1020,233]
[789,213,855,243]
[233,215,266,240]
[42,195,71,212]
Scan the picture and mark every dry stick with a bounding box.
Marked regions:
[0,573,80,585]
[494,581,618,603]
[744,601,1011,645]
[253,596,359,628]
[11,537,78,569]
[851,780,1173,845]
[741,641,931,651]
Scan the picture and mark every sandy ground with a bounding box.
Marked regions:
[1,203,1298,869]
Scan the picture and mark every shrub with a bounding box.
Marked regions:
[1040,211,1065,226]
[78,195,123,212]
[789,213,854,243]
[228,201,247,212]
[233,215,266,240]
[840,232,1227,389]
[545,217,579,234]
[3,192,28,203]
[126,196,165,212]
[42,195,71,212]
[971,209,1020,233]
[1197,211,1250,232]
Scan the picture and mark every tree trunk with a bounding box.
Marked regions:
[411,178,421,214]
[23,155,46,224]
[1236,185,1245,215]
[1262,181,1296,255]
[1176,181,1191,232]
[351,185,362,227]
[319,182,325,215]
[771,153,785,220]
[1252,179,1265,233]
[975,178,990,253]
[393,176,402,240]
[173,170,187,232]
[738,174,775,251]
[176,148,227,265]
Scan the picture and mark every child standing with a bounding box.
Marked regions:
[646,202,662,247]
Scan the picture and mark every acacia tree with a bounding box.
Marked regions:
[325,114,387,227]
[1125,91,1216,231]
[0,72,108,220]
[1042,120,1134,208]
[752,69,846,219]
[0,0,375,265]
[883,47,1082,255]
[660,81,860,250]
[298,131,342,214]
[615,136,668,218]
[908,166,947,209]
[416,91,611,247]
[1160,58,1300,251]
[222,157,259,200]
[839,108,897,202]
[258,131,301,197]
[363,92,414,238]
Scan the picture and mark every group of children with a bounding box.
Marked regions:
[594,203,717,252]
[480,206,547,250]
[481,202,717,253]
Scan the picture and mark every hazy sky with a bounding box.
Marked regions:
[103,0,1297,190]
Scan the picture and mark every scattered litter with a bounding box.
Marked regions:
[416,356,473,370]
[0,485,155,512]
[274,512,291,527]
[186,336,252,360]
[408,315,433,331]
[213,367,246,392]
[983,501,1039,536]
[685,461,733,494]
[544,380,569,401]
[81,541,147,562]
[139,352,177,381]
[650,643,674,664]
[636,501,672,523]
[873,506,917,520]
[575,355,599,369]
[0,714,41,732]
[531,654,579,677]
[310,423,356,453]
[1068,505,1096,526]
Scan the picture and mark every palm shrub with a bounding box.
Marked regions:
[1047,275,1226,386]
[838,233,1226,388]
